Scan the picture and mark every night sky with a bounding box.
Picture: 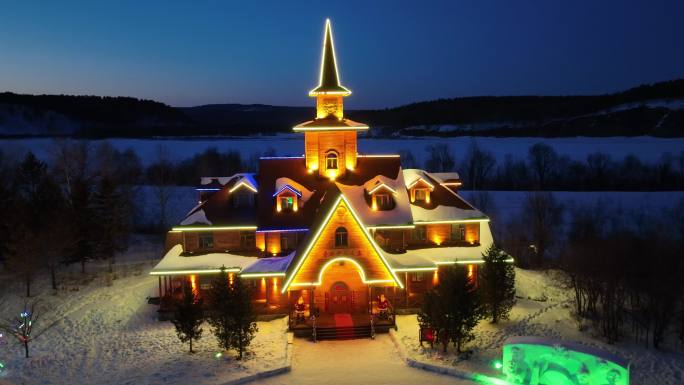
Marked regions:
[1,0,682,108]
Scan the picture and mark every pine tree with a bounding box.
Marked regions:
[171,284,204,353]
[480,243,516,323]
[420,265,484,353]
[207,268,233,352]
[91,176,131,273]
[228,276,257,360]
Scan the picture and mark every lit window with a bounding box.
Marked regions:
[334,227,348,248]
[326,152,338,170]
[415,189,427,202]
[450,224,465,241]
[375,194,392,210]
[199,232,214,249]
[411,272,424,282]
[411,226,426,241]
[280,196,294,211]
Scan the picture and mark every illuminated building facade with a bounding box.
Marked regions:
[151,19,495,335]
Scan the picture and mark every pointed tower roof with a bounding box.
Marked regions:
[309,19,351,96]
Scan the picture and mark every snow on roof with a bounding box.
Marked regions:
[429,172,461,184]
[151,244,257,274]
[402,169,435,190]
[410,204,487,223]
[200,173,258,190]
[336,172,413,227]
[275,177,314,206]
[241,252,295,274]
[363,175,398,195]
[180,209,211,226]
[383,245,488,269]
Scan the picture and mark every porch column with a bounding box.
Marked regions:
[405,272,409,306]
[158,276,162,298]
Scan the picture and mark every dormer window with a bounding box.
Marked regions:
[274,184,302,213]
[414,188,428,202]
[280,196,294,211]
[233,191,254,208]
[374,193,392,210]
[326,152,338,170]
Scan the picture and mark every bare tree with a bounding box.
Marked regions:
[527,143,558,190]
[522,192,563,267]
[462,140,495,190]
[149,145,175,231]
[425,144,455,172]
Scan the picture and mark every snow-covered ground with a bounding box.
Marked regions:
[3,136,684,166]
[0,238,289,385]
[393,268,684,385]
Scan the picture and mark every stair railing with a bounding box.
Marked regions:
[311,314,317,343]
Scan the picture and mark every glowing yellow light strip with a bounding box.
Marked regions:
[240,272,286,278]
[440,182,463,186]
[368,183,398,195]
[293,125,368,132]
[392,267,438,272]
[171,226,257,231]
[366,224,415,230]
[308,19,351,97]
[407,177,435,191]
[434,258,514,265]
[314,257,395,286]
[150,268,241,276]
[413,218,490,225]
[357,154,401,158]
[281,195,404,293]
[229,180,258,193]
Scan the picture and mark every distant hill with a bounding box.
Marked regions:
[1,79,683,137]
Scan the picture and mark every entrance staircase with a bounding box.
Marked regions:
[290,312,395,340]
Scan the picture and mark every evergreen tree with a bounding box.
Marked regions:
[227,276,257,360]
[171,284,204,353]
[480,244,516,323]
[419,265,484,353]
[66,178,95,273]
[207,268,233,353]
[91,176,131,273]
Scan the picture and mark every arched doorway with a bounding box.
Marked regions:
[329,281,350,313]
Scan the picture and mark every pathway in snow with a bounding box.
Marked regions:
[259,335,473,385]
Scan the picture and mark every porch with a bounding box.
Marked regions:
[289,311,397,340]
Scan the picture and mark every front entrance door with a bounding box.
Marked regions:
[329,281,350,313]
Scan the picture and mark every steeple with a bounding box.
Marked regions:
[309,19,351,97]
[294,19,368,180]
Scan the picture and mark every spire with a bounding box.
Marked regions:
[309,19,351,96]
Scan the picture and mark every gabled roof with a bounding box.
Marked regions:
[281,187,403,292]
[180,173,258,227]
[309,19,351,96]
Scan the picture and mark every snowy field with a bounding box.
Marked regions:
[393,268,684,385]
[3,135,684,166]
[0,238,290,385]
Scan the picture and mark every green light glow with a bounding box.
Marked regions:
[215,352,222,359]
[493,360,503,370]
[502,341,629,385]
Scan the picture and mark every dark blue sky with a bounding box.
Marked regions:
[1,0,682,108]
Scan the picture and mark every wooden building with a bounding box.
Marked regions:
[151,19,498,338]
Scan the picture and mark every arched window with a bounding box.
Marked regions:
[326,152,338,170]
[334,227,348,248]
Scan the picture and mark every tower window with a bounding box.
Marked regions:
[414,188,428,202]
[334,227,348,248]
[326,152,338,170]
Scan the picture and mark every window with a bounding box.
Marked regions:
[375,193,392,210]
[280,196,294,211]
[334,227,348,248]
[411,226,426,241]
[199,232,214,249]
[326,152,338,170]
[411,272,424,282]
[281,232,297,252]
[240,231,256,249]
[233,191,253,208]
[414,188,427,202]
[450,224,465,241]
